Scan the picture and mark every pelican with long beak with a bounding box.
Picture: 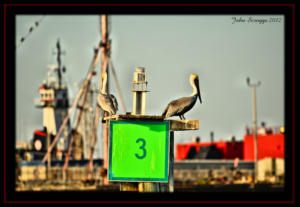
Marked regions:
[97,72,118,118]
[162,74,202,120]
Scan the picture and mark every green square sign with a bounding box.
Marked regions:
[108,120,169,182]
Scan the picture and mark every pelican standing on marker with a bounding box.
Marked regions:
[97,72,118,119]
[162,74,202,120]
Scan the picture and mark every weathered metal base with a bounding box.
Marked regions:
[104,114,199,131]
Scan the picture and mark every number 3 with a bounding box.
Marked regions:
[135,138,146,159]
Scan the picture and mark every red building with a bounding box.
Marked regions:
[243,134,284,161]
[176,130,284,161]
[176,140,244,160]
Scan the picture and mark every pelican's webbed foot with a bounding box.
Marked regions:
[99,117,106,123]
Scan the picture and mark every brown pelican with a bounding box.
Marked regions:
[97,72,118,118]
[162,74,202,120]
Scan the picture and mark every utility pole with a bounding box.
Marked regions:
[247,77,261,185]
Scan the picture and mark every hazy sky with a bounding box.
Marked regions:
[16,15,284,158]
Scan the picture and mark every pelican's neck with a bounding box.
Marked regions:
[101,74,107,94]
[190,80,198,96]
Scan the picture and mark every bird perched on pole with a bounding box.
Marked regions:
[162,74,202,120]
[97,72,118,120]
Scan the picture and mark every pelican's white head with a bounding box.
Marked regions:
[190,73,202,103]
[190,74,199,95]
[101,72,107,80]
[190,74,198,84]
[101,72,108,94]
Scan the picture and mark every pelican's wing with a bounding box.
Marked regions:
[162,104,169,116]
[165,97,193,117]
[162,97,185,116]
[97,93,116,114]
[109,94,118,112]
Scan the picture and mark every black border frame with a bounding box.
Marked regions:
[2,3,295,205]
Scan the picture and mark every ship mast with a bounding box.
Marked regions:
[55,39,65,88]
[87,15,127,183]
[88,15,110,182]
[36,15,126,184]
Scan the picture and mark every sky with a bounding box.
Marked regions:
[16,15,284,158]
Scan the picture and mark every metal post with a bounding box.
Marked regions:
[47,131,51,180]
[120,67,157,192]
[101,15,110,185]
[132,67,147,115]
[247,77,261,185]
[133,68,149,192]
[56,40,62,88]
[169,131,174,192]
[134,68,158,192]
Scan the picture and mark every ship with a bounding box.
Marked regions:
[15,40,104,187]
[31,40,72,161]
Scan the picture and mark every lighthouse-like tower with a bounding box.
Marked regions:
[33,40,71,160]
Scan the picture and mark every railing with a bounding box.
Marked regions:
[17,165,103,184]
[246,126,283,135]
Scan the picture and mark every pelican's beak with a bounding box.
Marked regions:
[195,78,202,104]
